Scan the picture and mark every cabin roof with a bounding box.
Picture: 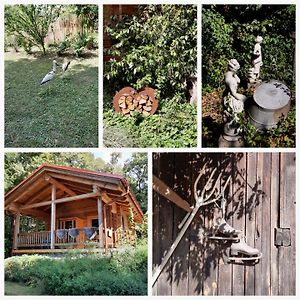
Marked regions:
[5,164,143,222]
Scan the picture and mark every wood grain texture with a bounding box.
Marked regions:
[152,153,295,296]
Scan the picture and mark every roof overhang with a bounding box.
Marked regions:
[5,164,144,222]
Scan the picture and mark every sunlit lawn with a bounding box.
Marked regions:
[5,281,44,295]
[5,50,98,147]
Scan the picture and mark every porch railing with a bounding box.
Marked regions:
[17,227,136,249]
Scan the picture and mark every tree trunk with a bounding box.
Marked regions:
[41,40,46,55]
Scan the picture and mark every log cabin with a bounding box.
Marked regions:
[5,164,144,254]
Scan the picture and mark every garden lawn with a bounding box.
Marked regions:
[5,50,98,147]
[5,280,44,295]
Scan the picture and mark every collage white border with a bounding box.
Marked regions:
[0,0,299,299]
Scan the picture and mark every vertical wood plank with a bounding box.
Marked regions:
[103,205,108,252]
[217,153,233,295]
[50,184,56,249]
[187,153,205,295]
[153,153,174,295]
[278,153,296,295]
[270,153,279,295]
[232,153,246,295]
[171,153,191,295]
[152,153,160,296]
[244,153,257,295]
[261,153,271,295]
[254,153,263,295]
[202,154,221,296]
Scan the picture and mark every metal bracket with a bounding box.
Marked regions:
[274,227,291,247]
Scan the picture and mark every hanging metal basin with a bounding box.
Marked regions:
[247,80,291,129]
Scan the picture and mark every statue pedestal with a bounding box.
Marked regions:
[218,134,244,148]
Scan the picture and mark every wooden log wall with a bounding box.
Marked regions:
[152,152,295,296]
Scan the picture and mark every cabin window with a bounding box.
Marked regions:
[92,219,99,228]
[59,219,76,229]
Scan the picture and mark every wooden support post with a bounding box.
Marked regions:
[103,205,108,252]
[50,184,56,249]
[13,211,20,250]
[97,193,104,248]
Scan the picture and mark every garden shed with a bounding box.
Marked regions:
[153,152,295,296]
[5,164,143,254]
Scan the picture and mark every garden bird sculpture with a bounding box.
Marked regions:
[62,60,71,72]
[40,60,57,85]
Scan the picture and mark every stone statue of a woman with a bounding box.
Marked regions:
[219,59,247,147]
[248,36,263,85]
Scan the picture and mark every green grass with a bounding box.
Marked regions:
[5,50,98,147]
[5,280,44,295]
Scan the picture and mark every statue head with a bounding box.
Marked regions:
[255,36,263,43]
[228,59,240,72]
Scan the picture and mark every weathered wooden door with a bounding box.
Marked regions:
[152,152,295,296]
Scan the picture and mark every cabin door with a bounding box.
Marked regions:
[58,218,76,229]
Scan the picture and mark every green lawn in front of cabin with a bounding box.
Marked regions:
[5,50,98,147]
[5,280,45,295]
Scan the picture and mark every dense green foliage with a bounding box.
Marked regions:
[104,101,197,148]
[202,5,295,91]
[104,5,197,148]
[202,5,295,147]
[5,244,147,295]
[105,5,197,99]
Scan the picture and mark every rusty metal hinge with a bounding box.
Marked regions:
[274,228,291,247]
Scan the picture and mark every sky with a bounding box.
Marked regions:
[92,151,133,166]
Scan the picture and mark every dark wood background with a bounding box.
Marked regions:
[152,152,295,296]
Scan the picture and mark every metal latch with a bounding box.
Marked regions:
[274,228,291,247]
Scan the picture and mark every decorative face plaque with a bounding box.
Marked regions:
[113,87,158,116]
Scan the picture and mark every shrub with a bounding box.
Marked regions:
[104,100,197,148]
[4,245,147,295]
[105,4,197,101]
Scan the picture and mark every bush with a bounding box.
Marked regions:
[70,32,97,56]
[5,245,147,295]
[105,5,197,100]
[104,100,197,148]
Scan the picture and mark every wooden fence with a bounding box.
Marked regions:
[152,152,295,296]
[45,14,83,46]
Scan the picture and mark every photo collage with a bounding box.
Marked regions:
[1,1,297,298]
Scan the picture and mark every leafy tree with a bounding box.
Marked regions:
[71,5,98,33]
[105,5,197,102]
[123,153,148,213]
[102,153,123,174]
[5,4,61,54]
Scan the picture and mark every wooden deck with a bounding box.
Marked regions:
[15,228,136,254]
